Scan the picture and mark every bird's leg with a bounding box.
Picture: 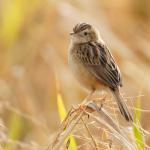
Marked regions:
[70,90,95,117]
[82,89,95,105]
[78,90,95,118]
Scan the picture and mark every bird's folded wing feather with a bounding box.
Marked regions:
[77,42,122,89]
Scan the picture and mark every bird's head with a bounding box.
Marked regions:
[70,23,100,44]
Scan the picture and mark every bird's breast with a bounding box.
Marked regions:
[68,47,104,91]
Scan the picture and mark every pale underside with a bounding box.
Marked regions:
[68,42,122,91]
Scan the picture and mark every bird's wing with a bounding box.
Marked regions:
[77,42,122,89]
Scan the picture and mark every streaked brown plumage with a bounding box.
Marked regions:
[68,23,133,122]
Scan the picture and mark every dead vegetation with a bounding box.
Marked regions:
[46,93,148,150]
[0,0,150,149]
[48,101,135,150]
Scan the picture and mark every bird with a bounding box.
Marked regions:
[68,23,133,122]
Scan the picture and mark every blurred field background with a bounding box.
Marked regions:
[0,0,150,149]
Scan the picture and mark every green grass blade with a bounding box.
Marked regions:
[133,95,144,150]
[4,112,23,150]
[57,93,77,150]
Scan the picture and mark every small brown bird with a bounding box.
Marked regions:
[68,23,133,122]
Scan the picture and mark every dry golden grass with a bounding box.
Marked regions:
[0,0,150,149]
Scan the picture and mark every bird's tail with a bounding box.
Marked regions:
[111,88,133,122]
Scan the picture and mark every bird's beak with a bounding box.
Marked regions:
[70,32,75,36]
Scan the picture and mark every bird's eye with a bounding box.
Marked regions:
[84,32,88,36]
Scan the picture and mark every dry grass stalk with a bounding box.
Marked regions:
[46,107,84,150]
[81,117,98,149]
[46,100,136,150]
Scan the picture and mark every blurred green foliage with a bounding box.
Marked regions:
[57,93,77,150]
[4,112,23,150]
[133,89,144,150]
